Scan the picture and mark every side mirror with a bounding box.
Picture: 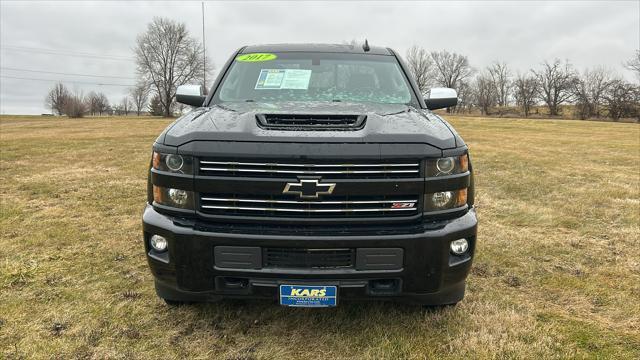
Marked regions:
[176,84,205,107]
[424,88,458,110]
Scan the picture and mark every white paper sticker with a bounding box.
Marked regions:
[280,69,312,89]
[255,69,312,90]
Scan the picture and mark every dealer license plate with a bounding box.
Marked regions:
[279,285,337,307]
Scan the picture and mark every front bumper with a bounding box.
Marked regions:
[142,205,477,305]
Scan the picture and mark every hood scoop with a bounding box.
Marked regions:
[256,113,366,131]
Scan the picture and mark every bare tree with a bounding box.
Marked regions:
[625,50,640,80]
[604,79,640,121]
[572,67,613,119]
[471,72,497,115]
[96,93,109,116]
[120,97,131,116]
[513,73,539,117]
[430,50,474,89]
[129,83,149,116]
[64,91,87,118]
[430,51,474,113]
[135,17,211,117]
[454,81,473,114]
[45,83,70,115]
[487,61,512,107]
[405,45,433,94]
[532,59,576,116]
[113,103,123,116]
[85,91,101,116]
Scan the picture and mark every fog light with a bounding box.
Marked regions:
[168,188,188,206]
[150,235,168,252]
[450,239,469,255]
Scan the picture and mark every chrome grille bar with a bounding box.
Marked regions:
[198,160,421,178]
[200,205,416,213]
[200,194,420,217]
[200,161,419,167]
[201,197,417,205]
[199,167,418,174]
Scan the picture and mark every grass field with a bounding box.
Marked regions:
[1,115,639,359]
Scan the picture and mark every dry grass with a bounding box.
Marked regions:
[1,115,639,359]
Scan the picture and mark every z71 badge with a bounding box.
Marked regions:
[391,202,416,209]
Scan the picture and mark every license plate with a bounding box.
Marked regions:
[279,285,337,307]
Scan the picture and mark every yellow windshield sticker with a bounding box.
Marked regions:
[236,53,277,62]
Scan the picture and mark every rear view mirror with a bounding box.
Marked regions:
[176,84,205,107]
[424,88,458,110]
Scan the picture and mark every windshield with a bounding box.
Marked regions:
[213,52,416,106]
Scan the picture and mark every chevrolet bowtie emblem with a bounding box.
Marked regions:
[283,179,336,199]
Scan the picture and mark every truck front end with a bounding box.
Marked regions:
[143,44,477,307]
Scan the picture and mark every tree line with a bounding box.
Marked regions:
[405,46,640,121]
[45,19,638,121]
[45,82,152,117]
[45,17,211,118]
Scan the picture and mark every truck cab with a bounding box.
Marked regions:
[143,43,477,307]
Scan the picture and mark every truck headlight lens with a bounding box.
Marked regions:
[424,188,467,212]
[168,188,189,206]
[153,185,194,209]
[165,154,184,171]
[450,239,469,255]
[436,157,455,173]
[426,154,468,177]
[152,152,193,174]
[432,191,453,208]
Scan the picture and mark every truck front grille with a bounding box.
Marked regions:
[199,194,419,218]
[199,160,420,179]
[263,248,354,269]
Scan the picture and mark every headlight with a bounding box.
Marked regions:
[426,154,468,177]
[153,185,194,209]
[424,188,467,212]
[436,157,455,173]
[165,154,184,171]
[152,152,193,174]
[432,191,453,208]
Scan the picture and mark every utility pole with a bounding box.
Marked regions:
[202,1,206,89]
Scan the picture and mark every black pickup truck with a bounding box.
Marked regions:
[143,43,477,307]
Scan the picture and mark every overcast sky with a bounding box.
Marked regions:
[1,0,638,114]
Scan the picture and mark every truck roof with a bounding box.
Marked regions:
[240,43,393,56]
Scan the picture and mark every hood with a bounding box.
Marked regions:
[162,101,457,149]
